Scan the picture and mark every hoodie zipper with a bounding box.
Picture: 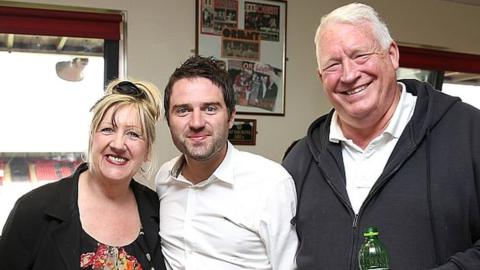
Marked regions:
[349,150,415,270]
[350,214,360,270]
[321,169,359,270]
[320,161,404,270]
[325,146,415,270]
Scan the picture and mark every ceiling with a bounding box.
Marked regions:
[440,0,480,84]
[0,33,103,55]
[442,0,480,6]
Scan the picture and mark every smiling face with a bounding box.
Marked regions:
[91,104,148,182]
[317,21,400,130]
[168,77,235,164]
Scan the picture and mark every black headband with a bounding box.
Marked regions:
[113,81,147,100]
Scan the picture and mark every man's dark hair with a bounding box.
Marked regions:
[164,55,236,125]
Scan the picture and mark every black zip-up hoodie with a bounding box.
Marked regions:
[283,79,480,270]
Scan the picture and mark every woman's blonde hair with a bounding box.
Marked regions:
[86,79,161,175]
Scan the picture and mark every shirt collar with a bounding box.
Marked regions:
[329,111,345,143]
[212,141,236,185]
[168,142,236,186]
[383,82,415,139]
[329,82,413,143]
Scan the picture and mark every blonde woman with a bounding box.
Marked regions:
[0,80,167,270]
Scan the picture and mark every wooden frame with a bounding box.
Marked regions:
[228,118,257,145]
[196,0,287,115]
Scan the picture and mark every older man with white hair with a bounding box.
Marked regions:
[283,3,480,270]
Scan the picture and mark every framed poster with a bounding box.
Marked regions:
[196,0,287,115]
[228,118,257,145]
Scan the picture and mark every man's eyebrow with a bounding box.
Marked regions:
[201,102,222,108]
[171,104,191,110]
[170,102,223,111]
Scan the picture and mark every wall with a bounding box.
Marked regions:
[4,0,480,186]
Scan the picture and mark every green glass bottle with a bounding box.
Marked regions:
[358,226,390,270]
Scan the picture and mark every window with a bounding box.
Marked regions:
[397,46,480,109]
[443,72,480,109]
[0,5,123,232]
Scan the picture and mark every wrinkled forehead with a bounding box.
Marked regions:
[317,21,379,60]
[319,21,376,46]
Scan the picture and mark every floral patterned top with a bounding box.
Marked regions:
[80,229,148,270]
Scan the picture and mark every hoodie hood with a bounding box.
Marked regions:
[305,79,461,159]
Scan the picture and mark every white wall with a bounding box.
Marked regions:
[4,0,480,186]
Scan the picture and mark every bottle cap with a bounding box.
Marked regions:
[363,226,379,237]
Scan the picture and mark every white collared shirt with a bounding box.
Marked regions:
[156,142,298,270]
[329,83,417,213]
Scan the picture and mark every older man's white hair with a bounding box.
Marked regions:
[314,3,394,69]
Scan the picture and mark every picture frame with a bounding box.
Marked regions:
[196,0,287,115]
[228,118,257,145]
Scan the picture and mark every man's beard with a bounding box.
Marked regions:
[173,130,228,162]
